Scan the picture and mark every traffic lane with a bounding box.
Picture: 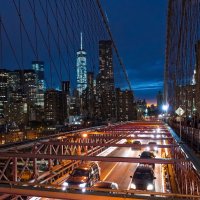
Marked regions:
[100,146,164,192]
[100,147,139,189]
[140,138,164,192]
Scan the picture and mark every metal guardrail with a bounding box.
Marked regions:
[0,181,200,200]
[169,122,200,153]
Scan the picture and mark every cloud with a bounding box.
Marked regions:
[132,81,163,91]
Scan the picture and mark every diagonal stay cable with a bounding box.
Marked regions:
[96,0,132,90]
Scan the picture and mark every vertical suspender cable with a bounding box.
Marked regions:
[0,16,2,68]
[46,0,52,88]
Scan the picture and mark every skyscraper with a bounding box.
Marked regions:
[32,61,45,108]
[62,81,70,95]
[44,89,62,124]
[76,33,87,96]
[0,69,9,114]
[116,88,135,121]
[97,40,116,121]
[157,91,163,113]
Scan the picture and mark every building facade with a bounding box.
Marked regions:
[157,91,163,113]
[0,69,9,114]
[32,61,45,108]
[116,88,135,121]
[44,89,62,125]
[97,40,116,122]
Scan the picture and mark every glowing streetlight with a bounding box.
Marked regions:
[162,104,169,112]
[82,133,88,138]
[162,104,169,123]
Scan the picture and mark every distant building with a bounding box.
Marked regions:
[1,69,40,127]
[62,81,70,95]
[0,69,9,114]
[44,89,63,125]
[195,40,200,116]
[4,92,27,127]
[61,81,70,123]
[68,89,81,118]
[116,88,135,121]
[136,99,147,119]
[96,40,116,121]
[156,91,163,113]
[83,72,95,119]
[32,61,45,108]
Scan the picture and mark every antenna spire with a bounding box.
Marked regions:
[80,32,83,50]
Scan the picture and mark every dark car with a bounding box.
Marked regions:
[130,166,156,191]
[139,151,155,169]
[132,141,142,150]
[146,142,158,152]
[93,181,119,190]
[62,162,100,192]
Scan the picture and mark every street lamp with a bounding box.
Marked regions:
[162,104,169,112]
[82,133,88,138]
[162,104,169,122]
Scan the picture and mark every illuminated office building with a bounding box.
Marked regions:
[0,69,9,114]
[116,88,135,121]
[97,40,116,121]
[32,61,45,108]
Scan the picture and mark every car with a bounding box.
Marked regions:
[62,162,100,192]
[130,166,156,191]
[132,141,142,150]
[93,181,119,190]
[146,142,158,152]
[139,151,155,169]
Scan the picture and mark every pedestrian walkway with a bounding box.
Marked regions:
[167,124,200,174]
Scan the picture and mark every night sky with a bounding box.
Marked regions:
[101,0,168,105]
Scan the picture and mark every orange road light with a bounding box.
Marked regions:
[82,133,88,138]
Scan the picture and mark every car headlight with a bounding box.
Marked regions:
[130,183,136,189]
[79,183,87,188]
[154,146,158,151]
[147,183,154,190]
[156,128,160,133]
[81,188,86,192]
[62,182,68,190]
[146,146,150,151]
[63,182,69,187]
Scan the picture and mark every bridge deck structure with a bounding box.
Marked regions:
[0,121,199,199]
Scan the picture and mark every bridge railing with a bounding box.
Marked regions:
[168,121,200,153]
[0,181,200,200]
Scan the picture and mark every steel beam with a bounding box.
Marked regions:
[41,142,177,148]
[0,152,186,164]
[0,184,200,199]
[65,136,172,140]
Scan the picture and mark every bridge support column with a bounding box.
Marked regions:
[12,157,17,182]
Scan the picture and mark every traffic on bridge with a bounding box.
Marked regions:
[0,121,199,199]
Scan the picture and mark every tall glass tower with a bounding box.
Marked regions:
[32,61,46,108]
[76,33,87,96]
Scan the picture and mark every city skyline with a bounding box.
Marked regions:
[0,1,167,105]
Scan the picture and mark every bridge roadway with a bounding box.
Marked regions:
[37,138,164,199]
